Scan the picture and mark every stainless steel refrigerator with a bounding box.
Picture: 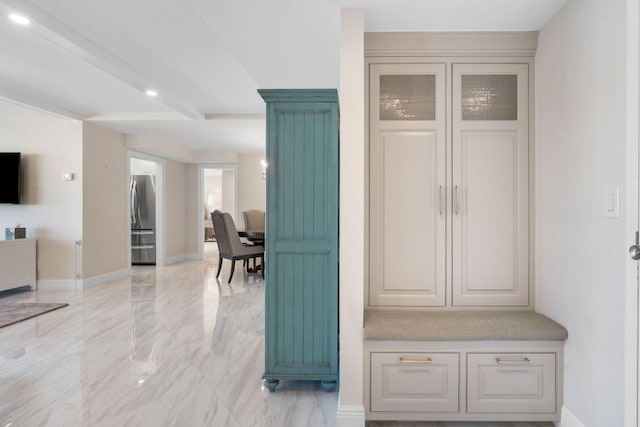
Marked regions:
[130,175,156,265]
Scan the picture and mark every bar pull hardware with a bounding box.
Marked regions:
[439,186,445,215]
[400,357,433,364]
[496,357,530,365]
[454,185,459,215]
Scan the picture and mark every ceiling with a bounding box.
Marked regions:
[0,0,568,155]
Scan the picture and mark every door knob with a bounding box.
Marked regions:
[631,231,640,260]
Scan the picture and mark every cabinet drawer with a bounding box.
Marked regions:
[371,352,459,412]
[467,353,556,413]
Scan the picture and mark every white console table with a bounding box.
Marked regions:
[0,238,36,292]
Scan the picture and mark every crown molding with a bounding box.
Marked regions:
[365,31,539,58]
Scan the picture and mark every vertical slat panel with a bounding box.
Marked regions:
[303,112,315,364]
[313,113,326,364]
[293,112,306,363]
[324,111,335,363]
[282,112,295,363]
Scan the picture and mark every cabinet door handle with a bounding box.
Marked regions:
[439,185,445,215]
[454,185,459,215]
[496,357,530,365]
[400,357,433,364]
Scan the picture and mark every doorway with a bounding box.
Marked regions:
[198,164,238,259]
[128,153,165,267]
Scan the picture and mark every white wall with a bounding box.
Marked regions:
[535,0,627,425]
[221,170,236,220]
[0,106,82,284]
[337,8,365,426]
[237,153,266,220]
[203,170,222,215]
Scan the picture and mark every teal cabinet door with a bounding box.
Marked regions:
[259,89,339,392]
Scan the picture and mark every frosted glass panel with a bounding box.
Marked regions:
[461,75,517,120]
[380,75,435,120]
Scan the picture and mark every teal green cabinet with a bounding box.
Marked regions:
[258,89,339,392]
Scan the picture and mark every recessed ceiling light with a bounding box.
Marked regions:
[8,13,30,26]
[145,89,158,97]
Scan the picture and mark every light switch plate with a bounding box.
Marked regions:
[603,187,619,218]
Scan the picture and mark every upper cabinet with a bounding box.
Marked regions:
[452,64,529,306]
[366,34,535,309]
[369,63,447,307]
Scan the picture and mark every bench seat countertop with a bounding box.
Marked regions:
[364,310,568,341]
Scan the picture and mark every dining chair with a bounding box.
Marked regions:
[211,210,264,283]
[242,210,265,232]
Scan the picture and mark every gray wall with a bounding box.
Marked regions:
[82,122,129,279]
[535,0,627,424]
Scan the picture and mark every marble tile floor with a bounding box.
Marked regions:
[0,243,337,426]
[366,423,554,427]
[0,243,556,427]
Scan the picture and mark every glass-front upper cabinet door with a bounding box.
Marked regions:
[451,63,529,308]
[368,63,446,308]
[370,63,445,129]
[460,72,519,121]
[379,74,436,121]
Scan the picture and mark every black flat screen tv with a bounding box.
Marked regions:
[0,153,21,204]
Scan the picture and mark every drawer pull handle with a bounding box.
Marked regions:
[496,357,530,365]
[399,357,433,364]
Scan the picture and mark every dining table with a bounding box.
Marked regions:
[238,230,265,273]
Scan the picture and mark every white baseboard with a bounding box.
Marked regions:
[164,254,187,265]
[36,280,77,290]
[336,404,365,427]
[165,253,201,264]
[82,268,132,289]
[555,406,587,427]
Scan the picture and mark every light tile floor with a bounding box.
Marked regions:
[0,243,336,426]
[0,243,555,427]
[366,423,554,427]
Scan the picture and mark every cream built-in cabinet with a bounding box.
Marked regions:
[364,340,564,422]
[452,63,529,306]
[369,63,447,307]
[368,59,530,308]
[363,33,563,423]
[370,352,459,413]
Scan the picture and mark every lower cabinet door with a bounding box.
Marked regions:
[371,352,459,412]
[467,353,556,413]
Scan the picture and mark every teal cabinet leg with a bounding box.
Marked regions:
[263,378,279,392]
[320,380,337,392]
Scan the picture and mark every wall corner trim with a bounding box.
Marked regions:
[336,404,365,427]
[555,405,587,427]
